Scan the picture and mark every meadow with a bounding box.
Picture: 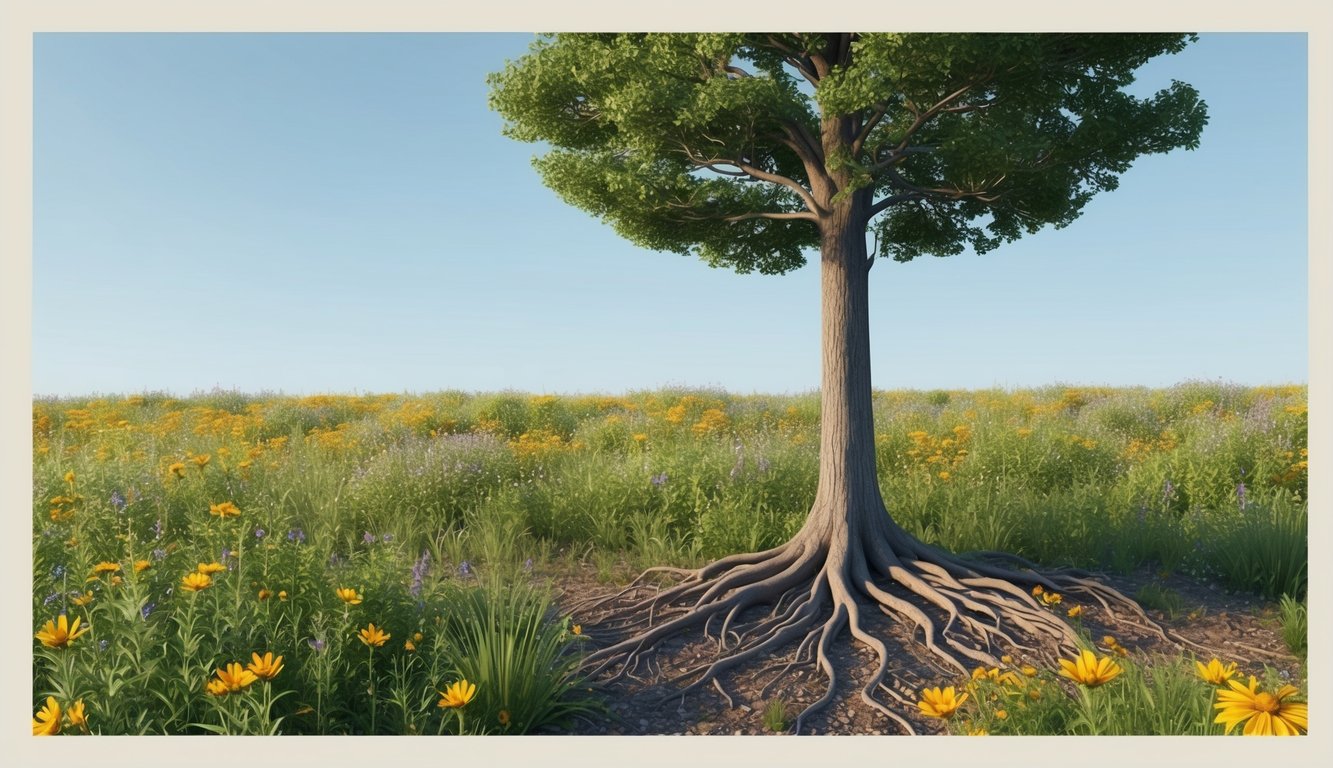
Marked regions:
[31,382,1308,735]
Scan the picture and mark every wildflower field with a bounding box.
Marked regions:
[31,382,1308,735]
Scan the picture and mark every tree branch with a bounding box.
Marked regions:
[680,144,824,216]
[851,103,889,156]
[762,34,820,87]
[866,191,923,218]
[724,210,820,223]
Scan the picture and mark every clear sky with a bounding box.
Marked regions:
[31,33,1308,397]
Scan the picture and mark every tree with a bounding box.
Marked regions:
[489,33,1207,732]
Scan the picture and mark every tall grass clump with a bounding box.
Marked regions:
[438,579,601,734]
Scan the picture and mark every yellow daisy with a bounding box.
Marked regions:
[1057,649,1122,687]
[1213,676,1307,736]
[917,686,968,719]
[437,679,477,709]
[35,614,91,649]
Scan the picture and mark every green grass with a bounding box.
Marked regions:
[762,698,789,733]
[1277,595,1307,661]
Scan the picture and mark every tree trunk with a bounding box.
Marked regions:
[809,200,884,534]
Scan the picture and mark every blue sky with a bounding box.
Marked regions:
[31,33,1308,397]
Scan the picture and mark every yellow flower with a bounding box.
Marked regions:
[1000,655,1013,664]
[196,562,227,575]
[917,686,968,719]
[205,678,231,697]
[245,651,284,681]
[572,624,582,636]
[168,462,186,479]
[1058,649,1122,688]
[1213,676,1307,735]
[1066,605,1083,618]
[937,471,951,481]
[191,454,211,469]
[209,662,259,693]
[180,572,213,592]
[33,696,61,735]
[67,699,87,728]
[35,614,91,649]
[404,639,416,652]
[967,727,988,736]
[278,590,288,601]
[91,561,121,575]
[971,666,1021,686]
[1196,658,1239,686]
[632,433,647,443]
[71,591,94,607]
[1031,585,1044,597]
[64,470,76,484]
[1020,665,1038,677]
[994,709,1008,720]
[208,501,240,518]
[1040,591,1063,606]
[437,679,477,709]
[413,632,424,642]
[336,587,363,605]
[133,560,152,573]
[358,623,390,647]
[498,709,511,726]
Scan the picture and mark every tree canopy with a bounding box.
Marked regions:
[489,33,1207,273]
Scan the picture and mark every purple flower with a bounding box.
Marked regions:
[42,592,60,606]
[287,528,306,544]
[254,527,266,539]
[410,551,431,598]
[153,518,164,539]
[650,472,669,487]
[307,637,327,653]
[458,561,472,578]
[141,601,155,620]
[220,548,232,566]
[151,547,167,561]
[363,531,377,545]
[1236,482,1248,510]
[110,490,127,511]
[98,639,109,652]
[51,564,66,580]
[381,533,393,543]
[523,557,534,572]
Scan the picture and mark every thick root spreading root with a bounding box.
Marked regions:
[570,511,1165,734]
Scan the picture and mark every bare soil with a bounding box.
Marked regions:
[532,561,1303,736]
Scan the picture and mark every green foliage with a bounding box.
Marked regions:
[489,33,1206,272]
[1277,595,1307,660]
[438,580,602,734]
[762,698,789,733]
[1203,497,1307,599]
[952,655,1231,736]
[1134,582,1186,620]
[1064,655,1217,735]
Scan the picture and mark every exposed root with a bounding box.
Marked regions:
[572,503,1169,734]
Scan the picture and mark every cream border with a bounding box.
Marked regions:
[2,2,1327,765]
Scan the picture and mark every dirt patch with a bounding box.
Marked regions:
[531,562,1302,736]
